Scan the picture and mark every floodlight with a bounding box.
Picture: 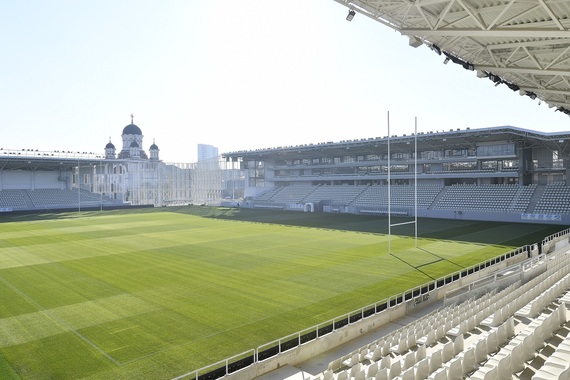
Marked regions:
[346,9,355,21]
[409,36,422,48]
[443,57,450,64]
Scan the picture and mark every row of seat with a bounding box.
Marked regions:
[353,186,442,210]
[434,185,519,212]
[509,184,537,212]
[428,317,515,380]
[0,189,119,209]
[326,283,512,374]
[254,183,570,215]
[532,326,570,379]
[535,183,570,214]
[305,186,366,205]
[0,190,28,208]
[268,186,316,203]
[313,251,570,380]
[472,304,567,379]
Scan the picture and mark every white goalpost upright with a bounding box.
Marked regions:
[387,112,418,254]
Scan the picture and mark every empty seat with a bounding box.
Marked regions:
[342,353,358,368]
[389,359,401,378]
[460,346,477,375]
[328,358,341,372]
[471,365,497,380]
[401,367,415,380]
[416,344,426,362]
[489,353,512,380]
[375,367,388,380]
[475,338,488,363]
[446,356,462,379]
[507,341,525,374]
[521,332,536,361]
[448,320,467,337]
[403,351,416,371]
[390,338,408,355]
[428,366,447,380]
[453,335,464,355]
[417,330,435,347]
[415,357,430,380]
[335,369,349,380]
[366,362,379,378]
[365,345,383,362]
[442,341,454,363]
[429,349,443,373]
[486,330,499,354]
[481,309,503,327]
[379,355,391,370]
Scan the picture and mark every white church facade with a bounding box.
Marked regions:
[104,115,160,161]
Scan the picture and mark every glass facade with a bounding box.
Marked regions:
[476,144,515,157]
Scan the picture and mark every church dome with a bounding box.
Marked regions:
[123,123,142,135]
[150,143,159,150]
[105,141,115,149]
[130,141,140,148]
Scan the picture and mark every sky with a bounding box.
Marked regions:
[1,0,569,163]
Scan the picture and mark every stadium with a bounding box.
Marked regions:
[2,1,570,380]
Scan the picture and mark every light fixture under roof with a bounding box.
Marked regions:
[409,36,422,48]
[346,9,355,21]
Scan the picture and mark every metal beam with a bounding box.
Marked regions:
[476,65,570,77]
[399,29,570,38]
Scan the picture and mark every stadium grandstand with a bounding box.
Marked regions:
[224,126,570,225]
[0,118,229,212]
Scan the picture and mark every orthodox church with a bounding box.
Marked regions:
[104,115,160,161]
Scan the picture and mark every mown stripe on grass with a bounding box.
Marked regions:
[0,247,50,270]
[0,352,20,380]
[0,294,160,348]
[0,275,120,365]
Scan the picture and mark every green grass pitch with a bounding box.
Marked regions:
[0,207,565,379]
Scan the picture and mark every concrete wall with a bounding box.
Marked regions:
[0,170,62,190]
[367,208,570,226]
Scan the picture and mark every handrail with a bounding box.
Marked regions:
[542,228,570,246]
[172,349,255,380]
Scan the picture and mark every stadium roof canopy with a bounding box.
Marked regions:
[225,126,570,160]
[333,0,570,115]
[0,150,106,171]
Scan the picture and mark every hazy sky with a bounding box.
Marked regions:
[2,0,569,163]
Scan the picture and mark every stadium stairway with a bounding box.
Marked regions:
[21,190,35,209]
[255,248,570,380]
[526,185,546,214]
[427,187,447,210]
